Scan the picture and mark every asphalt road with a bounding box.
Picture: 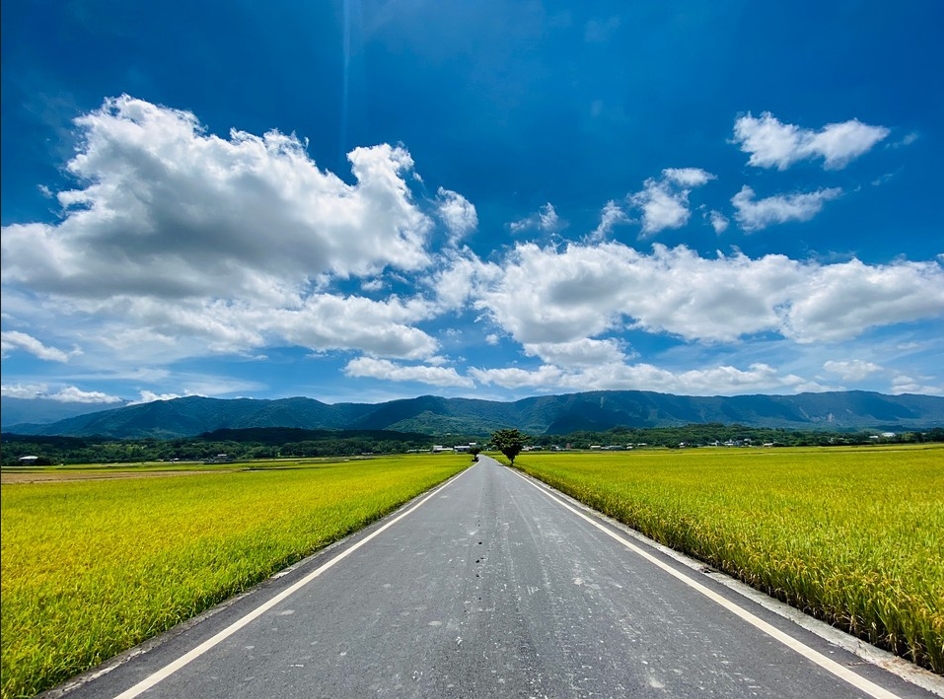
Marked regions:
[53,456,939,699]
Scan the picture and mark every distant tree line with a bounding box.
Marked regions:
[526,423,944,450]
[1,424,942,466]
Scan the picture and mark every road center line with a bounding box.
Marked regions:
[111,465,475,699]
[508,467,904,699]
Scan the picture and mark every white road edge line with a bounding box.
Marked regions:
[509,468,905,699]
[111,465,475,699]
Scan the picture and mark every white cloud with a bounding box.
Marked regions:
[1,331,78,362]
[0,281,440,370]
[467,242,794,344]
[823,359,883,382]
[0,382,123,403]
[129,390,187,404]
[523,338,627,367]
[663,168,714,187]
[510,203,562,234]
[344,357,474,387]
[47,386,124,404]
[732,111,889,170]
[1,383,50,399]
[437,187,478,243]
[452,241,944,346]
[469,364,564,389]
[630,168,714,235]
[0,96,458,370]
[471,361,820,396]
[784,259,944,342]
[430,250,498,312]
[731,185,842,231]
[590,200,630,240]
[708,210,729,233]
[890,374,943,395]
[1,95,433,304]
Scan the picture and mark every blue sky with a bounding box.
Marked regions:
[2,0,943,409]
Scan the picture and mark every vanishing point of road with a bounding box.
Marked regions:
[53,456,940,699]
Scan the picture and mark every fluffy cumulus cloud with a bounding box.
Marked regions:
[630,168,714,235]
[68,293,441,362]
[436,187,478,243]
[462,243,795,344]
[1,96,434,303]
[731,186,842,231]
[1,331,78,362]
[48,386,124,403]
[784,259,944,342]
[261,294,439,359]
[823,359,883,382]
[0,382,123,403]
[732,112,890,170]
[523,338,627,367]
[471,361,819,396]
[344,357,474,387]
[440,241,944,346]
[468,364,565,390]
[0,96,452,367]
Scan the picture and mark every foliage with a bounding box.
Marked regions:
[0,455,469,699]
[513,445,944,673]
[527,423,944,449]
[3,425,941,467]
[0,429,479,466]
[490,428,529,464]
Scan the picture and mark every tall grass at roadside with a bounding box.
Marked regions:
[512,445,944,673]
[1,455,468,699]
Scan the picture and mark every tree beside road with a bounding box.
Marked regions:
[490,428,528,465]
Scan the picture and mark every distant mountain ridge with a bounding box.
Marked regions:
[4,390,943,439]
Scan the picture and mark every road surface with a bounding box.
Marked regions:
[52,456,939,699]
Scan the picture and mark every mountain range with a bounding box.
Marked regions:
[3,390,943,440]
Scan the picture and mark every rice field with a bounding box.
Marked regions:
[510,444,944,673]
[0,455,469,699]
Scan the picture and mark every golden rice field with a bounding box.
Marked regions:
[511,444,944,674]
[0,455,469,699]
